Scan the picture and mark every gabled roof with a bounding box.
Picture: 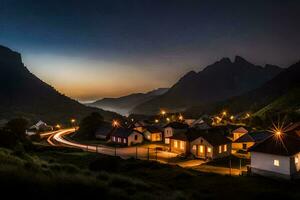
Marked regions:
[249,132,300,156]
[164,122,189,129]
[144,125,162,133]
[234,131,271,143]
[110,127,142,138]
[170,128,231,146]
[232,127,249,134]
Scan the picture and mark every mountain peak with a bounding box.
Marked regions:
[219,57,232,64]
[234,56,251,65]
[0,45,22,66]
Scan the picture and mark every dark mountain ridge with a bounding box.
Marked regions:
[88,88,168,116]
[131,56,282,115]
[0,45,119,123]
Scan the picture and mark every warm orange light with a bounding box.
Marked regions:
[155,119,159,123]
[245,113,250,118]
[179,115,184,121]
[275,131,282,136]
[56,124,61,129]
[161,110,166,115]
[112,120,119,127]
[222,111,227,116]
[166,117,170,122]
[71,119,76,123]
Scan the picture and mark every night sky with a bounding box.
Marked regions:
[1,0,299,101]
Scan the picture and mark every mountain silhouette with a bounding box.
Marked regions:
[0,45,119,123]
[131,56,282,115]
[88,88,168,116]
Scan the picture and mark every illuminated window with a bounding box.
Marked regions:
[274,160,280,167]
[219,145,222,153]
[165,138,170,144]
[224,145,227,152]
[295,157,299,164]
[112,136,116,142]
[192,145,196,151]
[180,141,184,149]
[174,140,178,148]
[123,138,126,144]
[199,145,204,153]
[207,147,212,153]
[118,138,121,143]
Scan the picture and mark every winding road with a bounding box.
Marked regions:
[47,128,179,163]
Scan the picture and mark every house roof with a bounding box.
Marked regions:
[170,128,231,146]
[249,131,300,156]
[164,122,189,129]
[110,127,142,138]
[234,131,272,143]
[144,125,162,133]
[232,127,249,134]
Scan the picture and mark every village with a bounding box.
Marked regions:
[27,109,300,180]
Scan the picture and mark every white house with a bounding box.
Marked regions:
[26,120,53,136]
[249,129,300,179]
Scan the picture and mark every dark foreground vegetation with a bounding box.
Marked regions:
[0,144,300,200]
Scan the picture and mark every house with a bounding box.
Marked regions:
[184,119,196,126]
[26,120,52,135]
[143,125,163,142]
[164,122,189,144]
[110,127,144,146]
[229,127,249,141]
[249,130,300,179]
[130,121,147,133]
[232,131,271,156]
[95,122,113,140]
[170,128,232,160]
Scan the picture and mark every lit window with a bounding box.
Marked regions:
[174,140,178,148]
[123,138,126,144]
[274,160,280,167]
[219,145,222,153]
[165,138,170,144]
[295,157,299,164]
[180,141,184,149]
[112,136,116,142]
[192,145,196,151]
[118,138,121,143]
[207,147,212,153]
[224,145,227,152]
[199,145,204,153]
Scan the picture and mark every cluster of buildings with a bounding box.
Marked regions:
[95,117,300,179]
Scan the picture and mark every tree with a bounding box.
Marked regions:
[77,112,104,139]
[5,118,28,139]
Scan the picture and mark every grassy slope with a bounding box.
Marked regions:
[1,146,300,199]
[254,88,300,118]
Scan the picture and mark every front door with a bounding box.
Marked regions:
[198,145,206,158]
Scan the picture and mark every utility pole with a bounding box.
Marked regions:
[229,158,232,176]
[136,146,138,159]
[239,158,242,175]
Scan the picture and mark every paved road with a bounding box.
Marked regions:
[47,128,178,163]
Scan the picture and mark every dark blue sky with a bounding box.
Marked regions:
[1,0,299,101]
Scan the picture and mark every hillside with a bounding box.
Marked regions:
[0,45,119,123]
[131,56,282,115]
[185,60,300,118]
[88,88,168,115]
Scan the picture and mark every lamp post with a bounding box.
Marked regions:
[71,118,76,130]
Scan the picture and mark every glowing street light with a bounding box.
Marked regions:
[155,119,159,123]
[55,124,61,129]
[230,115,234,120]
[179,115,184,121]
[245,113,250,118]
[71,119,76,123]
[161,110,166,115]
[112,120,119,127]
[222,111,227,116]
[166,117,170,122]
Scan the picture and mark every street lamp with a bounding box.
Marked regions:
[112,120,119,127]
[71,119,76,130]
[155,119,159,123]
[161,110,166,115]
[179,115,184,121]
[56,124,61,129]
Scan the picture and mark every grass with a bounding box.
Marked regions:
[0,146,300,199]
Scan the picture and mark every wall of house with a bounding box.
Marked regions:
[164,127,173,138]
[128,131,143,146]
[190,137,213,159]
[151,132,162,141]
[232,142,254,151]
[170,139,187,154]
[111,136,127,145]
[251,152,291,175]
[212,143,231,159]
[290,152,300,174]
[143,131,151,140]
